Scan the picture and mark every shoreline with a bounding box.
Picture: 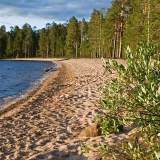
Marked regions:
[0,58,128,160]
[1,58,69,62]
[0,60,60,118]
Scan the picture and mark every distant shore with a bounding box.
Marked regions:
[0,58,127,160]
[1,57,70,61]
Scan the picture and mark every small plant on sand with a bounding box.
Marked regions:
[80,143,90,155]
[97,42,160,159]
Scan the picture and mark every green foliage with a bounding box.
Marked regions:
[38,28,47,58]
[97,143,116,159]
[66,16,80,58]
[122,140,147,159]
[0,0,160,59]
[98,43,160,159]
[80,143,90,155]
[0,25,7,58]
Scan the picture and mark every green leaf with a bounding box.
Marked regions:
[128,142,133,149]
[141,86,146,94]
[155,151,160,159]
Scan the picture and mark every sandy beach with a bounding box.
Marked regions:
[0,58,128,160]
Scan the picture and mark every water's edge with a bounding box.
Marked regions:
[0,60,57,109]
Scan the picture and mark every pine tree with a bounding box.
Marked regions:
[79,18,88,57]
[49,22,57,57]
[55,24,67,57]
[0,25,7,58]
[104,2,119,58]
[80,37,90,57]
[38,28,47,58]
[123,0,149,51]
[21,23,34,58]
[6,32,13,58]
[32,26,39,57]
[66,16,79,58]
[12,26,23,58]
[45,23,51,58]
[103,0,128,58]
[88,9,100,58]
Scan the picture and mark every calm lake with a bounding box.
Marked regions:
[0,60,57,108]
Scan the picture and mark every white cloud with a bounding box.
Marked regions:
[0,0,112,31]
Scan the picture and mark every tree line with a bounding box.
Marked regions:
[0,0,159,59]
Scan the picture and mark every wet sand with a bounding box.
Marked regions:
[0,58,128,160]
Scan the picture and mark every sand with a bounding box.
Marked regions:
[0,58,128,160]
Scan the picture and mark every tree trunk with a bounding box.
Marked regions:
[112,38,116,58]
[76,41,78,58]
[25,42,27,58]
[118,0,124,58]
[47,44,49,58]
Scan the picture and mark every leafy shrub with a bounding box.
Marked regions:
[98,43,160,159]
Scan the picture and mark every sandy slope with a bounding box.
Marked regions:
[0,58,128,160]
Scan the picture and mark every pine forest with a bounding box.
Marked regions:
[0,0,159,59]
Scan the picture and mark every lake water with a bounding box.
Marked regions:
[0,60,57,108]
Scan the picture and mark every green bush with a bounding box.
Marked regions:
[99,43,160,159]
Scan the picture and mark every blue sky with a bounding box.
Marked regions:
[0,0,112,31]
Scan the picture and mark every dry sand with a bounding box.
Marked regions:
[0,58,128,160]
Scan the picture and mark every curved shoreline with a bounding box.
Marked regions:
[0,58,128,160]
[0,60,57,111]
[0,60,61,118]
